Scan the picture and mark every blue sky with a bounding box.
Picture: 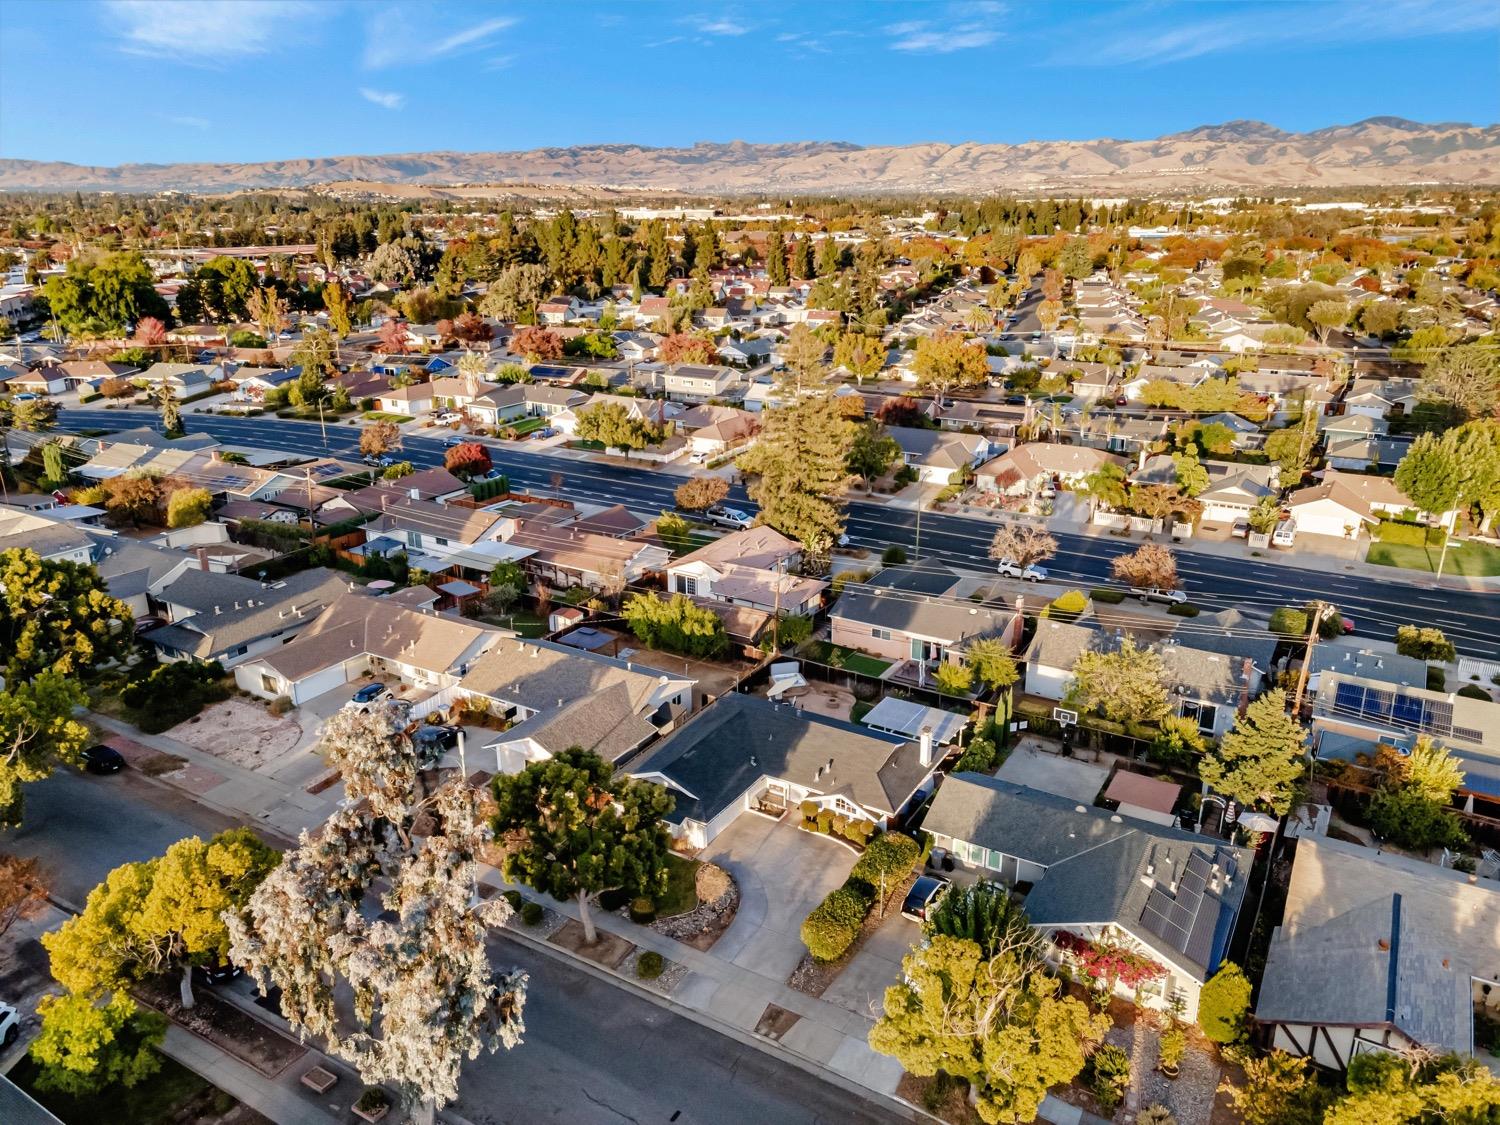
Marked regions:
[2,0,1497,166]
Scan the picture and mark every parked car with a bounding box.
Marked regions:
[704,505,752,530]
[442,433,467,447]
[901,875,951,923]
[1132,586,1188,605]
[412,724,460,757]
[192,960,242,988]
[81,744,126,774]
[995,558,1047,582]
[1341,617,1356,635]
[534,427,556,440]
[346,683,391,710]
[432,411,463,425]
[1272,518,1298,548]
[1004,394,1027,405]
[12,392,37,402]
[1231,520,1250,539]
[0,1001,19,1048]
[362,454,392,468]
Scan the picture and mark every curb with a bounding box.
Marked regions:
[492,924,943,1125]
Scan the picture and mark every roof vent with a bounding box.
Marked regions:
[1110,815,1123,823]
[1074,804,1087,813]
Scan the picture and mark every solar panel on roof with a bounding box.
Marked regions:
[1391,692,1426,727]
[1364,687,1394,719]
[1453,726,1484,745]
[1334,681,1365,714]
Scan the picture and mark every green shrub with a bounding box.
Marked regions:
[1198,962,1252,1044]
[1457,684,1493,701]
[1369,787,1468,850]
[1087,1044,1132,1115]
[121,660,229,733]
[850,832,921,891]
[1167,602,1200,617]
[800,884,872,962]
[815,810,834,834]
[1396,625,1456,663]
[1376,519,1444,547]
[799,799,819,819]
[1045,590,1088,621]
[933,661,975,696]
[628,896,657,924]
[1269,606,1307,636]
[503,890,523,909]
[1090,587,1125,604]
[636,951,664,979]
[1426,666,1446,692]
[954,737,998,773]
[597,888,630,911]
[881,545,909,565]
[520,901,544,926]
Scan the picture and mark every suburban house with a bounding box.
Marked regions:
[457,637,694,774]
[1322,413,1404,471]
[1310,671,1500,798]
[976,443,1126,496]
[629,693,940,850]
[935,400,1032,445]
[717,337,775,366]
[1025,620,1272,740]
[675,404,760,459]
[553,393,671,437]
[537,296,581,324]
[468,384,586,427]
[92,537,199,623]
[336,489,507,561]
[6,367,70,395]
[509,521,669,591]
[887,426,992,486]
[923,774,1251,1020]
[143,567,349,668]
[612,331,660,363]
[58,359,140,390]
[1256,837,1498,1070]
[666,526,825,617]
[372,383,435,416]
[1344,377,1421,420]
[138,362,221,395]
[1287,470,1455,539]
[234,591,502,705]
[0,509,98,565]
[830,565,1021,675]
[373,466,469,503]
[661,363,742,401]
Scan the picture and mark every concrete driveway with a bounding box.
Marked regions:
[700,813,857,982]
[821,909,919,1019]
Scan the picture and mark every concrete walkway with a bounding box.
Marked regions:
[159,1024,346,1125]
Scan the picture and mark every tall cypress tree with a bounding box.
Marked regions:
[766,229,789,286]
[1199,690,1307,815]
[737,392,854,561]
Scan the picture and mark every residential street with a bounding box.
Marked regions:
[3,761,906,1125]
[57,408,1500,659]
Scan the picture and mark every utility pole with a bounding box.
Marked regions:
[913,502,922,564]
[1289,601,1328,718]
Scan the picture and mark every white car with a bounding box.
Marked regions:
[996,558,1047,582]
[1132,586,1187,605]
[704,506,752,530]
[0,1001,19,1048]
[432,411,463,425]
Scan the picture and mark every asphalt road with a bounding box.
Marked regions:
[3,763,902,1125]
[56,408,1499,658]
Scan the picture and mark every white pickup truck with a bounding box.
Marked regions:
[1131,586,1188,605]
[995,558,1048,582]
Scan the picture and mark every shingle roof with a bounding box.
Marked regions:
[147,568,350,658]
[460,635,678,716]
[497,682,661,762]
[631,694,929,825]
[833,587,1014,645]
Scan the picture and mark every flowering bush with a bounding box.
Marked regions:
[1053,931,1166,987]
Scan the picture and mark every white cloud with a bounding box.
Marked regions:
[1074,0,1500,67]
[105,0,318,59]
[359,87,406,110]
[363,10,518,68]
[886,4,1004,54]
[690,15,749,36]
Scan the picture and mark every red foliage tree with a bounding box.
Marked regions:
[453,311,493,344]
[444,441,492,478]
[511,326,563,362]
[436,318,455,343]
[376,317,410,354]
[656,333,717,365]
[133,316,167,347]
[875,397,923,427]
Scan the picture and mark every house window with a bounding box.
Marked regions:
[230,644,248,658]
[871,627,892,641]
[435,536,449,547]
[1180,700,1218,735]
[261,674,278,694]
[676,574,698,596]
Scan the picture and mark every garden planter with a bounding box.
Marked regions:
[1157,1061,1180,1080]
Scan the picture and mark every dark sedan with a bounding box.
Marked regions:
[901,875,950,923]
[81,744,126,774]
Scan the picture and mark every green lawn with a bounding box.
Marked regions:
[506,416,547,435]
[1366,540,1500,577]
[804,641,892,678]
[363,410,414,423]
[480,611,548,638]
[11,1053,223,1125]
[656,853,701,918]
[850,699,875,725]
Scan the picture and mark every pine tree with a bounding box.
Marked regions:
[1199,690,1307,815]
[737,393,854,560]
[766,229,789,286]
[790,236,813,280]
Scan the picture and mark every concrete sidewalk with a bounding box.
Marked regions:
[159,1023,348,1125]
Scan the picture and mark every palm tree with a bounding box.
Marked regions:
[1080,464,1128,515]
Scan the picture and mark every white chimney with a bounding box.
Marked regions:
[919,726,934,768]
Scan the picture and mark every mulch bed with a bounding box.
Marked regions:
[787,871,919,998]
[548,918,635,969]
[895,1073,983,1125]
[134,979,307,1078]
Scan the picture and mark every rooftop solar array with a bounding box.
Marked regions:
[1138,848,1238,969]
[1331,681,1484,744]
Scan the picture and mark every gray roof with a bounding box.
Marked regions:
[926,774,1249,979]
[498,681,660,762]
[0,521,94,560]
[1025,620,1115,671]
[1307,646,1427,689]
[146,568,348,658]
[460,635,680,717]
[92,536,191,599]
[632,693,931,825]
[0,1075,63,1125]
[834,587,1013,645]
[863,563,959,596]
[1256,893,1473,1055]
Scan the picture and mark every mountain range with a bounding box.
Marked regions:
[1,118,1496,195]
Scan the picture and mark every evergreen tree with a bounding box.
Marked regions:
[790,236,813,280]
[1199,690,1306,815]
[766,229,789,286]
[737,393,854,560]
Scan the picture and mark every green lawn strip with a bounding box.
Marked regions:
[1366,540,1500,577]
[11,1052,220,1125]
[363,410,414,423]
[842,650,893,677]
[506,416,547,435]
[656,853,701,918]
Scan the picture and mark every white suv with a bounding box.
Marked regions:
[0,1001,20,1048]
[996,558,1047,582]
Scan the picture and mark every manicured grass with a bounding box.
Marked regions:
[804,641,892,678]
[480,611,549,638]
[506,416,547,435]
[1366,540,1500,577]
[569,439,606,452]
[656,853,701,918]
[363,410,413,423]
[850,699,875,725]
[11,1052,220,1125]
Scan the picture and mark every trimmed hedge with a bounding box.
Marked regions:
[520,901,544,926]
[1376,519,1445,548]
[849,832,921,890]
[1090,587,1126,604]
[800,882,873,962]
[636,951,664,979]
[1167,602,1200,617]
